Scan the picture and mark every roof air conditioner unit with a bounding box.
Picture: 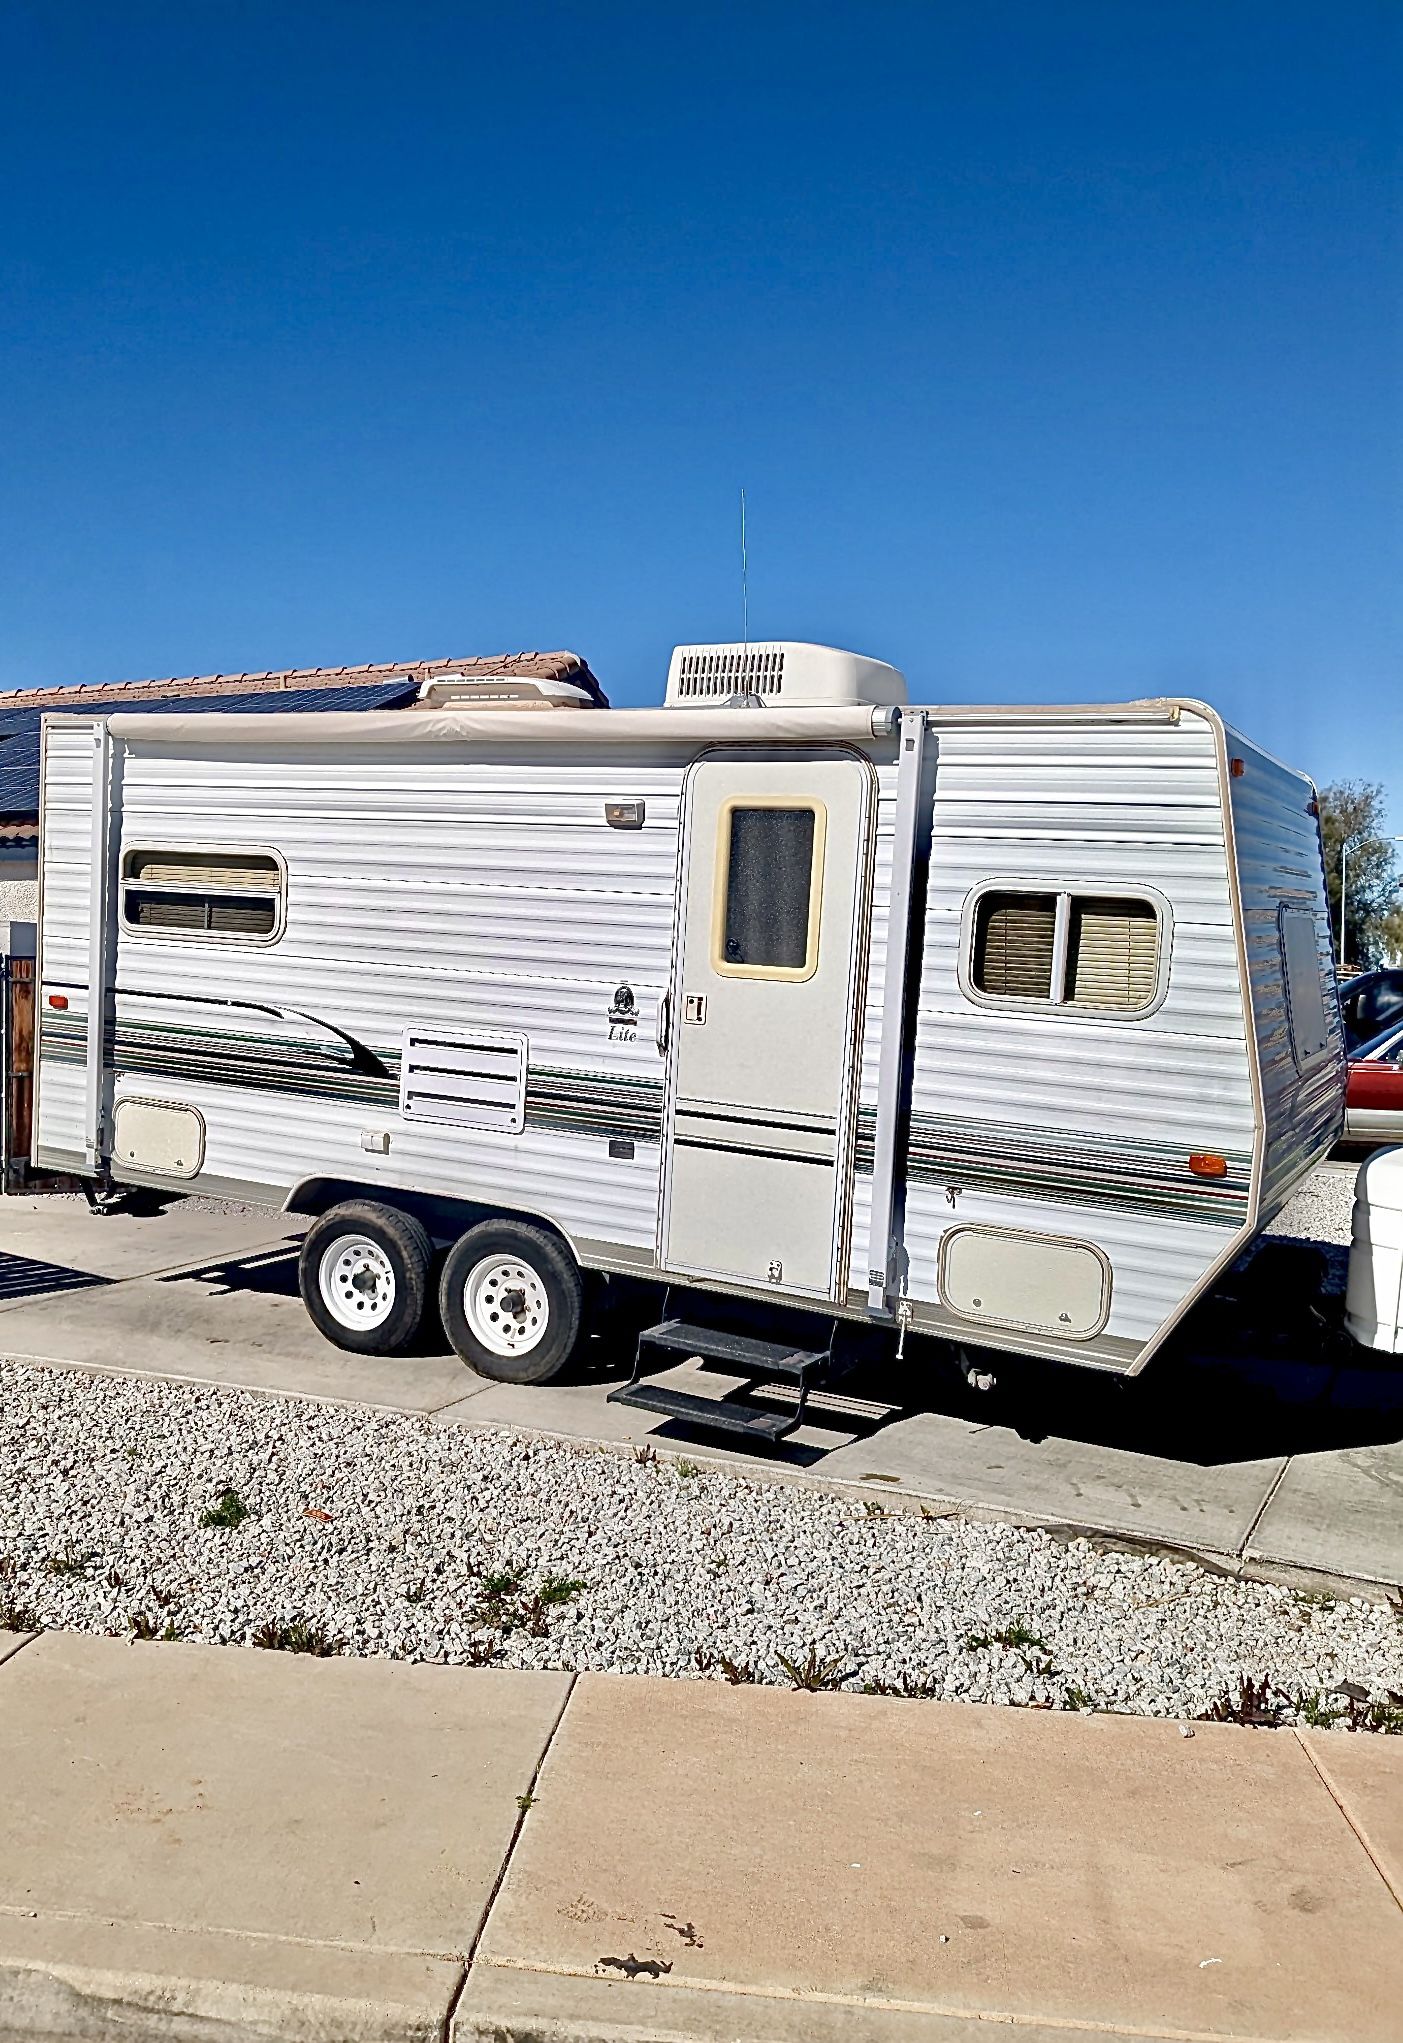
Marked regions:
[664,641,907,710]
[416,673,599,710]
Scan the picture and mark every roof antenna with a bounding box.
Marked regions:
[739,486,748,645]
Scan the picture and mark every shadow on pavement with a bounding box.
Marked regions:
[0,1254,112,1305]
[123,1234,1403,1474]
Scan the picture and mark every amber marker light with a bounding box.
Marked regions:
[1188,1153,1228,1178]
[47,994,68,1010]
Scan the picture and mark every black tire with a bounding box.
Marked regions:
[299,1201,433,1356]
[439,1218,584,1384]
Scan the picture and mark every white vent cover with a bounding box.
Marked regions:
[399,1026,527,1133]
[664,641,907,710]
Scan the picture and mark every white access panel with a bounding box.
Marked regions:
[661,753,870,1295]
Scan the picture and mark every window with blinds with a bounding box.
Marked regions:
[972,893,1057,999]
[1066,896,1159,1009]
[970,888,1162,1014]
[121,848,285,942]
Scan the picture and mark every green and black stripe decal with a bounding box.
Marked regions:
[43,1014,1248,1223]
[41,1015,665,1144]
[855,1106,1249,1227]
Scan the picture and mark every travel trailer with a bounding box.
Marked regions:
[32,643,1349,1436]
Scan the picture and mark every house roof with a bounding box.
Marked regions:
[0,649,604,713]
[0,650,605,820]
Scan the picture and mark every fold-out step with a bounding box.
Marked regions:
[606,1379,799,1441]
[639,1318,825,1379]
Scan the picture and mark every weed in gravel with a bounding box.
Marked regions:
[1062,1685,1097,1712]
[1296,1691,1347,1729]
[0,1559,38,1634]
[1336,1689,1403,1734]
[861,1499,887,1520]
[1204,1674,1403,1734]
[1199,1676,1289,1728]
[994,1621,1049,1651]
[632,1443,658,1466]
[675,1460,700,1479]
[252,1618,341,1656]
[201,1488,250,1531]
[480,1566,527,1599]
[105,1566,124,1590]
[861,1672,943,1700]
[43,1550,95,1578]
[776,1646,850,1692]
[472,1568,585,1638]
[129,1612,183,1642]
[536,1575,586,1608]
[694,1647,758,1685]
[464,1636,503,1667]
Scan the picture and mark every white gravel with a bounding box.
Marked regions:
[2,1358,1400,1729]
[1266,1164,1356,1258]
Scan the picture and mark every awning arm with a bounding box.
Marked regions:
[864,709,931,1315]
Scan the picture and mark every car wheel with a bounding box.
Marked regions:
[439,1219,583,1384]
[299,1201,433,1355]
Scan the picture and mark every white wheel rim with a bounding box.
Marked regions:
[319,1235,398,1331]
[463,1253,550,1357]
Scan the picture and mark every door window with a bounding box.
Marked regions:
[712,799,826,980]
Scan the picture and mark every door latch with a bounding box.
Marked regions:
[684,994,707,1025]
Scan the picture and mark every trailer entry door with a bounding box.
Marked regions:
[661,752,870,1297]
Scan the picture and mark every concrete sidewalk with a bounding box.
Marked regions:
[0,1629,1399,2042]
[3,1192,1403,1591]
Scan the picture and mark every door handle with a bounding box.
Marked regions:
[656,986,671,1057]
[684,994,707,1025]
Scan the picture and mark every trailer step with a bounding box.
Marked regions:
[606,1380,799,1441]
[637,1318,826,1380]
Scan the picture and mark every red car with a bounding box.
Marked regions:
[1341,971,1403,1143]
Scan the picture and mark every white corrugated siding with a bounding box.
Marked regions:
[850,714,1256,1352]
[1224,730,1345,1219]
[38,734,690,1250]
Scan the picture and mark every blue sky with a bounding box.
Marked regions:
[1,3,1398,808]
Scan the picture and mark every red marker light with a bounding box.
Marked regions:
[47,993,68,1011]
[1189,1153,1228,1179]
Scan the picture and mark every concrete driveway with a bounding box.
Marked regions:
[1,1190,1400,1594]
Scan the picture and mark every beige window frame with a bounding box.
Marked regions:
[119,845,287,946]
[709,795,827,982]
[960,881,1169,1019]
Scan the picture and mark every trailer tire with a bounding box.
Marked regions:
[439,1219,583,1384]
[299,1201,433,1356]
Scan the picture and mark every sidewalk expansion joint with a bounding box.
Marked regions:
[1238,1457,1291,1557]
[1293,1728,1403,1914]
[453,1667,579,2030]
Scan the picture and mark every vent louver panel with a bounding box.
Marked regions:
[399,1027,527,1133]
[674,646,785,700]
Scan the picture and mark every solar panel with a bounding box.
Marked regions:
[0,677,422,816]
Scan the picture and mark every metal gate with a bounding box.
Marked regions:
[2,954,35,1192]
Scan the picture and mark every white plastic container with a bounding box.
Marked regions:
[1345,1148,1403,1353]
